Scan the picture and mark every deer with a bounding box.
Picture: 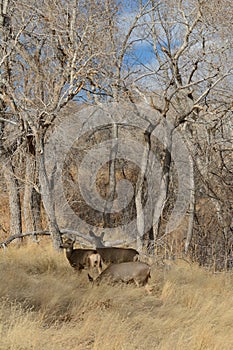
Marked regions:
[89,230,139,264]
[60,238,102,274]
[88,261,152,294]
[96,247,139,265]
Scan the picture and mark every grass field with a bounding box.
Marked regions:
[0,242,233,350]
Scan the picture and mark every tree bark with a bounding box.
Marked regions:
[184,153,195,254]
[37,137,62,250]
[152,124,173,242]
[32,189,43,232]
[135,144,148,253]
[23,153,43,239]
[23,154,35,232]
[3,162,22,238]
[135,123,157,252]
[103,123,118,227]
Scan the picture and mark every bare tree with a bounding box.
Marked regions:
[95,0,233,257]
[0,0,23,238]
[0,0,232,266]
[0,0,117,248]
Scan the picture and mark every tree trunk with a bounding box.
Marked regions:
[103,123,118,227]
[23,153,43,240]
[152,125,173,242]
[135,123,157,252]
[3,162,22,238]
[37,137,62,250]
[23,154,35,232]
[184,153,195,254]
[135,144,148,253]
[32,189,43,232]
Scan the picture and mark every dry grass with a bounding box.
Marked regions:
[0,243,233,350]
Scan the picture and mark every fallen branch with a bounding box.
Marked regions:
[0,229,127,248]
[0,230,90,248]
[0,231,50,247]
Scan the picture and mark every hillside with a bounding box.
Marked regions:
[1,243,233,350]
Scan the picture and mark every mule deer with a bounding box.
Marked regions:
[88,262,152,294]
[60,239,102,274]
[96,247,139,264]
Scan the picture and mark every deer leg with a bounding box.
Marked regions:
[144,283,153,295]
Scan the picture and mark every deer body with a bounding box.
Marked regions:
[88,262,152,294]
[96,247,139,264]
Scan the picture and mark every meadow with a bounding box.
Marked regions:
[0,241,233,350]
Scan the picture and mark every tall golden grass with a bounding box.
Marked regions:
[0,242,233,350]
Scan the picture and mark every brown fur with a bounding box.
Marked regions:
[88,262,152,294]
[96,247,139,264]
[61,239,102,273]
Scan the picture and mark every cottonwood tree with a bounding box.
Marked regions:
[1,0,232,264]
[0,0,117,248]
[91,0,233,256]
[0,0,23,237]
[131,0,233,258]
